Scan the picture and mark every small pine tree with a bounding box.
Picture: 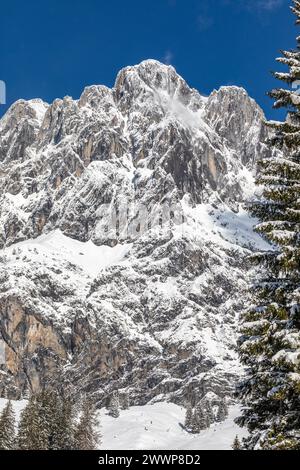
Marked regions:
[232,435,242,450]
[193,403,209,433]
[202,399,214,423]
[0,401,16,450]
[122,391,130,410]
[108,390,120,418]
[74,399,101,450]
[184,404,193,431]
[216,400,228,423]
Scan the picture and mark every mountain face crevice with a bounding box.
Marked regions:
[0,60,271,407]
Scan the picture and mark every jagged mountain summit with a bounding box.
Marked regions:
[0,60,270,408]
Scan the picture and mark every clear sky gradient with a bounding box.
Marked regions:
[0,0,296,120]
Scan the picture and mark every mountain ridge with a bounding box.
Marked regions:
[0,60,271,410]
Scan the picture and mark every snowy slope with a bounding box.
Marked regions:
[0,398,247,450]
[5,230,131,277]
[100,403,247,450]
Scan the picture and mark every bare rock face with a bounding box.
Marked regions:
[0,60,270,406]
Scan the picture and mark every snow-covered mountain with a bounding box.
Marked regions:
[0,60,270,409]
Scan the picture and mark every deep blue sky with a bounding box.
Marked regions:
[0,0,296,119]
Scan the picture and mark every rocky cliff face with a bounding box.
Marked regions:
[0,60,270,407]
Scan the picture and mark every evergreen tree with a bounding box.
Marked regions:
[0,401,16,450]
[237,1,300,450]
[216,400,228,423]
[74,399,101,450]
[189,410,199,434]
[108,390,120,418]
[17,395,48,450]
[184,404,193,431]
[53,396,75,450]
[41,390,75,450]
[193,403,209,433]
[38,390,61,450]
[232,435,242,450]
[17,390,100,450]
[21,383,30,400]
[17,390,64,450]
[122,391,130,410]
[17,398,33,450]
[202,399,214,423]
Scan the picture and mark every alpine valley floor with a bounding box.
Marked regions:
[0,398,247,450]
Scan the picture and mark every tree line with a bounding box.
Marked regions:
[184,398,228,434]
[0,391,100,450]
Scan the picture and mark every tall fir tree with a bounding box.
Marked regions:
[39,390,73,450]
[0,400,16,450]
[237,1,300,450]
[17,395,48,450]
[17,390,101,450]
[53,396,75,450]
[74,399,101,450]
[17,390,66,450]
[38,390,60,450]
